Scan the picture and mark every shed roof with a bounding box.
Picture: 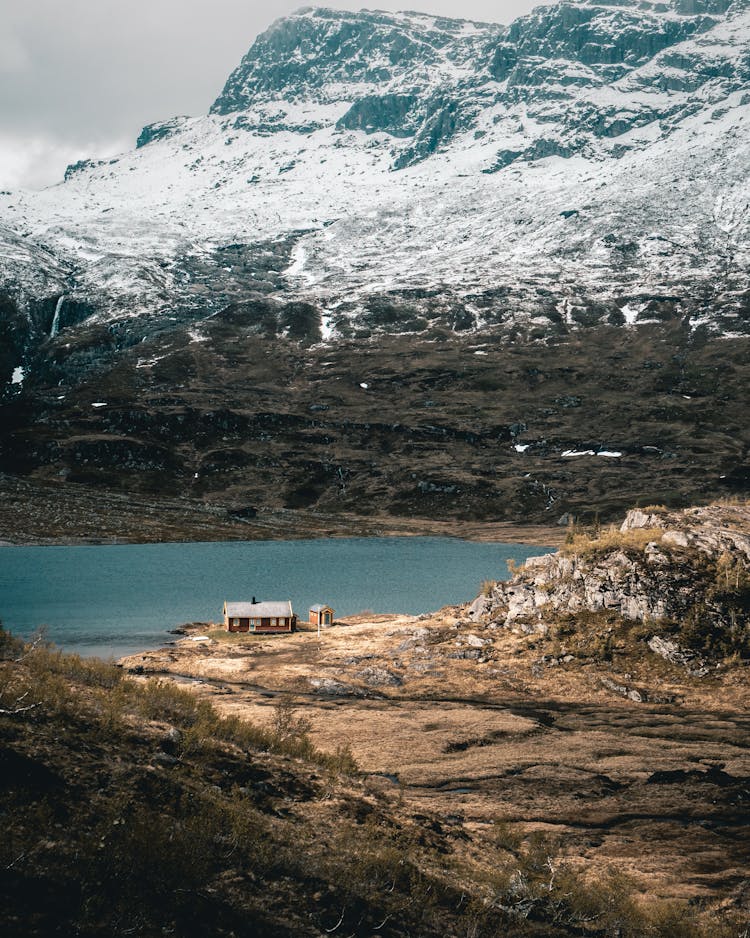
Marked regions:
[224,601,293,618]
[309,603,334,612]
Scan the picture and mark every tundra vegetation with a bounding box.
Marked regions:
[1,323,749,543]
[2,612,749,937]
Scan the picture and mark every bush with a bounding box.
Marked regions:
[481,579,497,597]
[134,677,202,724]
[481,833,711,937]
[0,622,24,660]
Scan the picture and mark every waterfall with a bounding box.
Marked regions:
[50,295,64,338]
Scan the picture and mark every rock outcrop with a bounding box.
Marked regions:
[477,504,750,659]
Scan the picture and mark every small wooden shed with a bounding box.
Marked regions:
[223,599,296,634]
[309,604,334,627]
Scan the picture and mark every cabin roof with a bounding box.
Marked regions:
[224,601,293,618]
[309,603,333,612]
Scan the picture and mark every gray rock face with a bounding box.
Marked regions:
[620,509,670,531]
[465,633,489,648]
[468,595,492,622]
[337,94,420,137]
[355,666,403,687]
[476,504,750,655]
[448,647,485,660]
[648,635,706,672]
[201,0,750,179]
[211,8,500,119]
[309,677,359,696]
[207,1,750,174]
[136,117,191,149]
[498,548,685,626]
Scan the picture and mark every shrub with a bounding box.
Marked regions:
[491,820,523,853]
[322,742,358,777]
[481,834,711,938]
[0,622,24,660]
[271,694,312,741]
[133,678,201,725]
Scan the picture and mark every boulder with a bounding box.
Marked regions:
[468,595,492,621]
[309,678,359,696]
[465,634,488,648]
[355,666,403,687]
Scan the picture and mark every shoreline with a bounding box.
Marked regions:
[0,517,565,549]
[0,473,566,548]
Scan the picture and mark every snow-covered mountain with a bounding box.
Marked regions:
[1,0,749,379]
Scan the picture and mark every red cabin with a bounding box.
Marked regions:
[223,599,296,634]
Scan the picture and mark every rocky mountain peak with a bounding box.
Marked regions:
[210,6,500,115]
[494,0,726,85]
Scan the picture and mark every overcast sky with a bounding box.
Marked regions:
[0,0,549,190]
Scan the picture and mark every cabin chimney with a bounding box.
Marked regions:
[252,596,257,604]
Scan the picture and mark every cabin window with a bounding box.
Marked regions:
[251,618,259,627]
[232,618,239,627]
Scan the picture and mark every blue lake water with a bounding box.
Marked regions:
[0,537,551,658]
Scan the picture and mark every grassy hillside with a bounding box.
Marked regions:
[2,625,749,937]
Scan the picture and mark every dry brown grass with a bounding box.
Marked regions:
[5,619,750,935]
[561,525,664,558]
[115,610,750,927]
[713,495,750,508]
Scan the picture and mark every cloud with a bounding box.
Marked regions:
[0,32,30,74]
[0,132,130,191]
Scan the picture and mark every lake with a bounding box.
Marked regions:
[0,537,551,658]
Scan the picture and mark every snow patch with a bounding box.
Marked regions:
[0,3,748,337]
[620,304,640,325]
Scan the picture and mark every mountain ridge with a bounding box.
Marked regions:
[1,0,748,380]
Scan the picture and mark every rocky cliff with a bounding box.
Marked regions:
[473,503,750,661]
